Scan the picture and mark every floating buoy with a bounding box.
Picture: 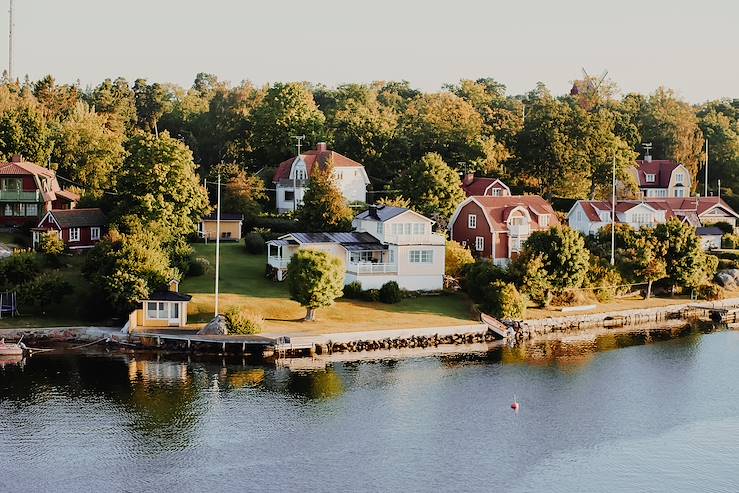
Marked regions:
[511,402,520,410]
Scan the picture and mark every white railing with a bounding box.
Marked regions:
[508,224,530,236]
[347,262,398,274]
[268,256,290,269]
[381,233,445,245]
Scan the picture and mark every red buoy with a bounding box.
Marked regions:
[511,402,520,410]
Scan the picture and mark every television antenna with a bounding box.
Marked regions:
[8,0,13,80]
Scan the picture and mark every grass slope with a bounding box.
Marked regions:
[181,243,475,335]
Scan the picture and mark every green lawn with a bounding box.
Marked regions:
[181,243,475,335]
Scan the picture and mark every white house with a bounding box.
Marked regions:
[627,157,691,198]
[272,143,370,213]
[266,206,445,290]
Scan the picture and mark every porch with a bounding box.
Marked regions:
[345,244,397,274]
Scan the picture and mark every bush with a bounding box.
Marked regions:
[696,283,724,301]
[361,288,380,302]
[463,260,507,303]
[223,306,263,334]
[343,281,363,299]
[722,233,739,249]
[0,252,42,288]
[717,258,738,270]
[253,215,299,234]
[379,281,402,304]
[445,240,474,278]
[482,280,525,320]
[244,232,266,254]
[549,289,592,307]
[38,233,65,257]
[17,272,72,313]
[188,256,210,277]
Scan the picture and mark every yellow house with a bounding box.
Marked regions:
[126,279,192,332]
[199,213,243,241]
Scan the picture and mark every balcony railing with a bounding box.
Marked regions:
[0,190,40,202]
[347,262,397,274]
[267,256,290,269]
[381,233,445,245]
[508,224,530,236]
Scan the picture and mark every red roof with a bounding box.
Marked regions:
[56,189,80,202]
[461,177,509,196]
[635,160,683,188]
[575,197,739,222]
[465,195,559,230]
[272,147,365,182]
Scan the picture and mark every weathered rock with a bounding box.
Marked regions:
[720,269,739,283]
[716,272,737,288]
[198,315,228,335]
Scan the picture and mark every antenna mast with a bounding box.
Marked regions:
[8,0,13,80]
[291,135,305,212]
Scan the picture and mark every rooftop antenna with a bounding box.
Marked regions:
[8,0,13,80]
[642,142,653,162]
[291,135,305,212]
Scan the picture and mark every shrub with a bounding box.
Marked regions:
[17,272,72,313]
[549,289,592,307]
[38,233,65,257]
[379,281,402,304]
[717,258,738,270]
[253,215,299,234]
[463,260,507,303]
[343,281,363,299]
[223,306,263,334]
[445,240,474,278]
[696,283,724,301]
[722,233,739,249]
[244,232,266,254]
[482,280,525,320]
[716,250,739,261]
[0,252,42,288]
[361,288,380,302]
[587,258,624,303]
[188,256,210,277]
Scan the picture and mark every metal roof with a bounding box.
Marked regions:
[343,243,388,252]
[290,232,380,245]
[355,205,409,222]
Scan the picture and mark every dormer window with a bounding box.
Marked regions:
[539,215,549,227]
[645,173,656,183]
[295,168,306,180]
[675,172,685,184]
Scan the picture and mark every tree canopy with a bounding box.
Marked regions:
[286,249,345,321]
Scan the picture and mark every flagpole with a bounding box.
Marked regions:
[611,153,615,266]
[214,172,222,316]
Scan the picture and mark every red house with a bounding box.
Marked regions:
[449,195,559,266]
[0,155,78,227]
[32,208,107,250]
[460,173,511,197]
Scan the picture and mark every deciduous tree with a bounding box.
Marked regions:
[296,159,354,232]
[287,249,345,321]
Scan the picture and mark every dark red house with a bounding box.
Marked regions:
[32,208,107,250]
[0,155,78,227]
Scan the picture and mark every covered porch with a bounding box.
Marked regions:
[266,239,299,280]
[345,243,396,274]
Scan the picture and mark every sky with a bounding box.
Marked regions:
[2,0,737,102]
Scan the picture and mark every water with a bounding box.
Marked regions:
[2,327,739,492]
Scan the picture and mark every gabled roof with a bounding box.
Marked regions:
[355,205,409,222]
[634,160,684,188]
[273,147,366,182]
[571,197,739,223]
[55,189,80,202]
[0,160,56,178]
[461,177,509,197]
[146,291,192,302]
[696,226,724,236]
[47,208,107,229]
[453,195,559,230]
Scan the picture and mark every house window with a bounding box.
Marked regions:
[511,238,524,253]
[146,302,172,320]
[412,223,426,235]
[404,223,412,235]
[645,173,656,183]
[492,188,502,197]
[284,190,295,201]
[475,236,484,251]
[461,240,467,248]
[26,203,38,216]
[377,222,384,235]
[675,172,685,184]
[350,251,373,263]
[222,231,232,239]
[539,215,549,227]
[334,171,343,180]
[510,216,525,226]
[468,214,477,228]
[1,178,22,191]
[409,250,433,263]
[69,228,80,242]
[674,188,684,197]
[91,227,101,241]
[576,210,584,222]
[295,168,306,180]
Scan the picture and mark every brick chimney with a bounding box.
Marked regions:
[10,154,22,163]
[315,142,327,152]
[462,171,475,186]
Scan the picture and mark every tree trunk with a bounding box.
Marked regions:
[305,307,316,321]
[646,280,653,300]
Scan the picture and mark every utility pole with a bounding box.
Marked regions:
[291,135,305,212]
[704,138,709,198]
[611,153,616,266]
[214,172,222,317]
[8,0,13,80]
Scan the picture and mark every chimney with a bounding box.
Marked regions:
[10,154,22,163]
[315,142,327,152]
[462,171,475,186]
[368,205,379,220]
[168,279,180,293]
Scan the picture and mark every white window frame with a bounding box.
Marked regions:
[468,214,477,228]
[377,222,384,235]
[409,250,433,264]
[645,173,656,183]
[69,227,80,242]
[675,172,685,184]
[90,227,101,241]
[539,215,549,227]
[491,188,502,197]
[475,236,484,251]
[674,189,684,198]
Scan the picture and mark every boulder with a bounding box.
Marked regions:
[198,315,228,335]
[724,269,739,282]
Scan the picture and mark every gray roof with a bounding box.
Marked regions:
[49,208,107,228]
[696,226,724,236]
[355,205,409,221]
[290,232,380,246]
[146,291,192,302]
[344,243,388,252]
[202,213,243,221]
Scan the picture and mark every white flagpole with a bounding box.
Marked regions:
[611,153,616,266]
[214,172,222,316]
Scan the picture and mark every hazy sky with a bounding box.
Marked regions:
[3,0,737,102]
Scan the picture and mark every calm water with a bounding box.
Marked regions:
[2,327,739,493]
